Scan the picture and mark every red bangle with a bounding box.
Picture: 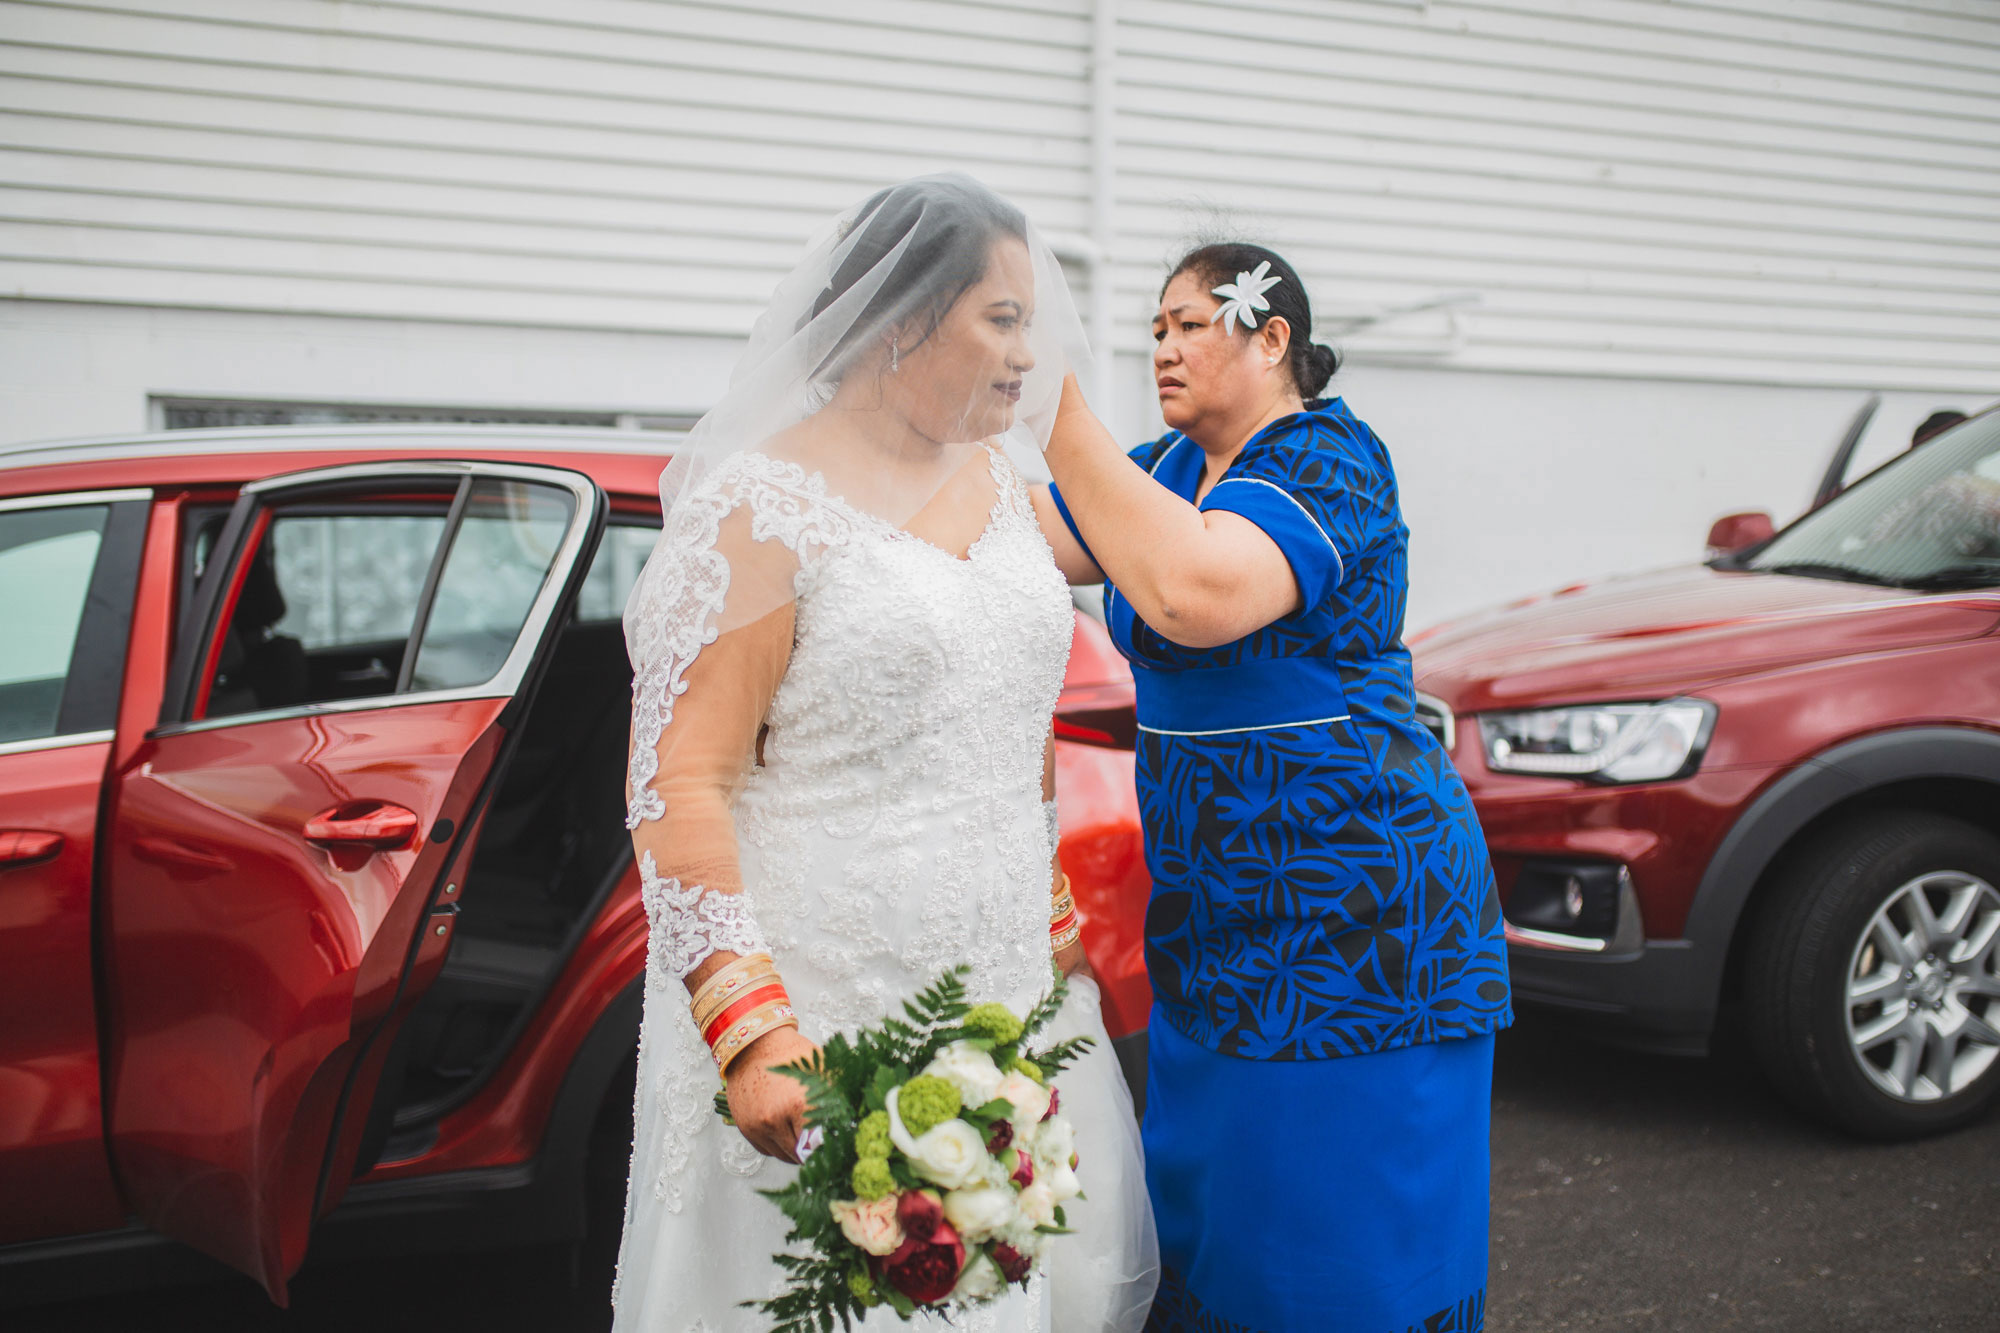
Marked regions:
[703,981,790,1048]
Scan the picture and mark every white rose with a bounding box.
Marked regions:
[1033,1115,1082,1201]
[994,1070,1052,1126]
[827,1195,903,1257]
[942,1184,1019,1243]
[1016,1180,1058,1229]
[923,1041,1005,1108]
[893,1109,990,1191]
[950,1251,1005,1301]
[999,1214,1047,1257]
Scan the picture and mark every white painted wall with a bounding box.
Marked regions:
[3,0,1997,632]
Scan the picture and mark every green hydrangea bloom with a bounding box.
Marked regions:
[896,1075,962,1137]
[962,1002,1025,1046]
[851,1155,895,1201]
[849,1268,879,1307]
[854,1109,892,1159]
[1010,1057,1045,1085]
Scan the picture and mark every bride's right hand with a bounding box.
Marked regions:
[724,1026,821,1163]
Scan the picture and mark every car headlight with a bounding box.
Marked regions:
[1478,699,1716,783]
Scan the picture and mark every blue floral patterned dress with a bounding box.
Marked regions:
[1050,398,1510,1332]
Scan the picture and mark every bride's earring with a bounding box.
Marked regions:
[890,336,900,374]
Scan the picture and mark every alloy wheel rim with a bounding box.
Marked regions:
[1844,870,2000,1103]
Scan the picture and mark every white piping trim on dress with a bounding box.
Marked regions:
[1206,477,1345,584]
[1137,712,1352,737]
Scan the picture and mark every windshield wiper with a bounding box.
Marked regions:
[1894,564,2000,592]
[1758,560,1906,588]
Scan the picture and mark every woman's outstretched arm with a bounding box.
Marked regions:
[1041,374,1302,648]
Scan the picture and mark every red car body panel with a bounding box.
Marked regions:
[1413,552,2000,1050]
[0,741,126,1245]
[104,698,510,1300]
[0,430,1154,1299]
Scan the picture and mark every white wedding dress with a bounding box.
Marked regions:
[612,444,1155,1332]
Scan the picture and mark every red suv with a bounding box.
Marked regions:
[1413,407,2000,1140]
[0,426,1149,1307]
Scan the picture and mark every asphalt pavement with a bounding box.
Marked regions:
[15,1015,1997,1332]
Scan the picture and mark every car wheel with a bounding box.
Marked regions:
[1744,811,2000,1139]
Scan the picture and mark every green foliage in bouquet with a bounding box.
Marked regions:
[710,964,1093,1332]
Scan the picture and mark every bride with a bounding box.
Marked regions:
[614,174,1157,1331]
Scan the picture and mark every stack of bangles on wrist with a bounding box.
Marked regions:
[1049,874,1082,952]
[690,952,798,1075]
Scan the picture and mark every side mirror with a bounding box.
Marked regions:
[1706,511,1775,560]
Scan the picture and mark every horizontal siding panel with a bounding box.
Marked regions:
[1112,136,2000,250]
[0,146,861,244]
[1112,89,2000,217]
[1114,45,2000,176]
[1133,0,2000,123]
[0,185,819,271]
[0,44,1091,169]
[59,0,1092,102]
[2,9,1088,134]
[1448,0,2000,96]
[0,254,754,330]
[0,74,1092,202]
[0,111,1091,232]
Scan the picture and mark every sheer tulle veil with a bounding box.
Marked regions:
[614,174,1157,1331]
[625,172,1088,658]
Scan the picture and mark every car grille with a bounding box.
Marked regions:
[1413,692,1456,753]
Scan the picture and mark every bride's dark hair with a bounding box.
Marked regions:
[809,174,1028,382]
[1166,242,1341,399]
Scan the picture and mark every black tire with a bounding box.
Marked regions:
[1742,810,2000,1140]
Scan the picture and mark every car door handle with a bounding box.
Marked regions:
[303,801,420,852]
[0,830,63,867]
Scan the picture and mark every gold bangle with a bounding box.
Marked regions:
[712,1001,800,1075]
[691,952,779,1030]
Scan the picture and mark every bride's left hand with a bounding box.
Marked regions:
[1055,937,1093,978]
[725,1026,822,1162]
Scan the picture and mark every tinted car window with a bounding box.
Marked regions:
[573,521,658,623]
[408,479,576,692]
[208,508,448,718]
[0,504,109,742]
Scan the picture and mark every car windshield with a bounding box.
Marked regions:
[1747,411,2000,591]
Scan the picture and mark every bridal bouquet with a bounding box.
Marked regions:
[717,966,1092,1329]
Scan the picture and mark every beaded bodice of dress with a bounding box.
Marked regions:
[728,444,1074,1027]
[619,443,1073,1220]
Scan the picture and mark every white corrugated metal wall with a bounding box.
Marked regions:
[0,0,1094,330]
[1111,0,2000,390]
[2,0,1997,622]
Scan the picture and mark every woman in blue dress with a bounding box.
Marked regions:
[1029,243,1511,1332]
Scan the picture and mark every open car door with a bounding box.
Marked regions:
[102,461,605,1302]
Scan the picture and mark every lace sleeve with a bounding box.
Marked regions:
[622,456,855,990]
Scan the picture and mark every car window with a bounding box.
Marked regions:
[573,520,659,623]
[1748,413,2000,591]
[206,507,450,718]
[407,479,576,692]
[0,504,109,743]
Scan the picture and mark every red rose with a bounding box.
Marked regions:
[896,1188,945,1243]
[991,1241,1033,1284]
[986,1118,1014,1153]
[1043,1087,1060,1122]
[1009,1147,1034,1188]
[879,1221,966,1305]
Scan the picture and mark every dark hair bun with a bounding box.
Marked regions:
[1302,343,1339,398]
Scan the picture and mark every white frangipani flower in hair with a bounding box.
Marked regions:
[1210,259,1282,333]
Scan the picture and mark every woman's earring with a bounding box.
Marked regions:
[890,337,899,374]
